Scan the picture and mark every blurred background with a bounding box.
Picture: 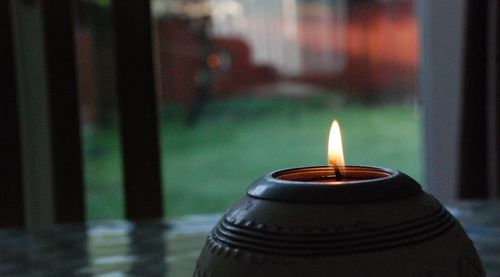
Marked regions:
[4,1,500,275]
[77,0,421,220]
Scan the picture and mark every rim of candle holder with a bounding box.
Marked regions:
[246,166,422,204]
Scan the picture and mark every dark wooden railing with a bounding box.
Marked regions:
[2,0,163,227]
[0,0,25,228]
[113,0,163,220]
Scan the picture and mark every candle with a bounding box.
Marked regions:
[195,119,485,277]
[245,119,424,203]
[267,119,394,185]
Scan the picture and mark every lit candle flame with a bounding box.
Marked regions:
[328,120,345,167]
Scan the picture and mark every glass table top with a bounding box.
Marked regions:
[1,203,499,276]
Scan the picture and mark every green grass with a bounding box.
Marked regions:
[84,125,125,220]
[84,98,422,221]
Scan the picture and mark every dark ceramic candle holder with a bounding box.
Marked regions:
[194,166,485,277]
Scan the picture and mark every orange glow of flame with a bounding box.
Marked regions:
[328,119,345,167]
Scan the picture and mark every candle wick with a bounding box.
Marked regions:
[334,163,342,181]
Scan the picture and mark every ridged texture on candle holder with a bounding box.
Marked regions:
[211,206,454,256]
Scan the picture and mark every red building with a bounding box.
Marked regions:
[157,0,418,103]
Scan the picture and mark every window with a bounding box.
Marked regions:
[77,0,422,220]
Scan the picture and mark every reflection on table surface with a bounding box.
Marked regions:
[1,203,499,276]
